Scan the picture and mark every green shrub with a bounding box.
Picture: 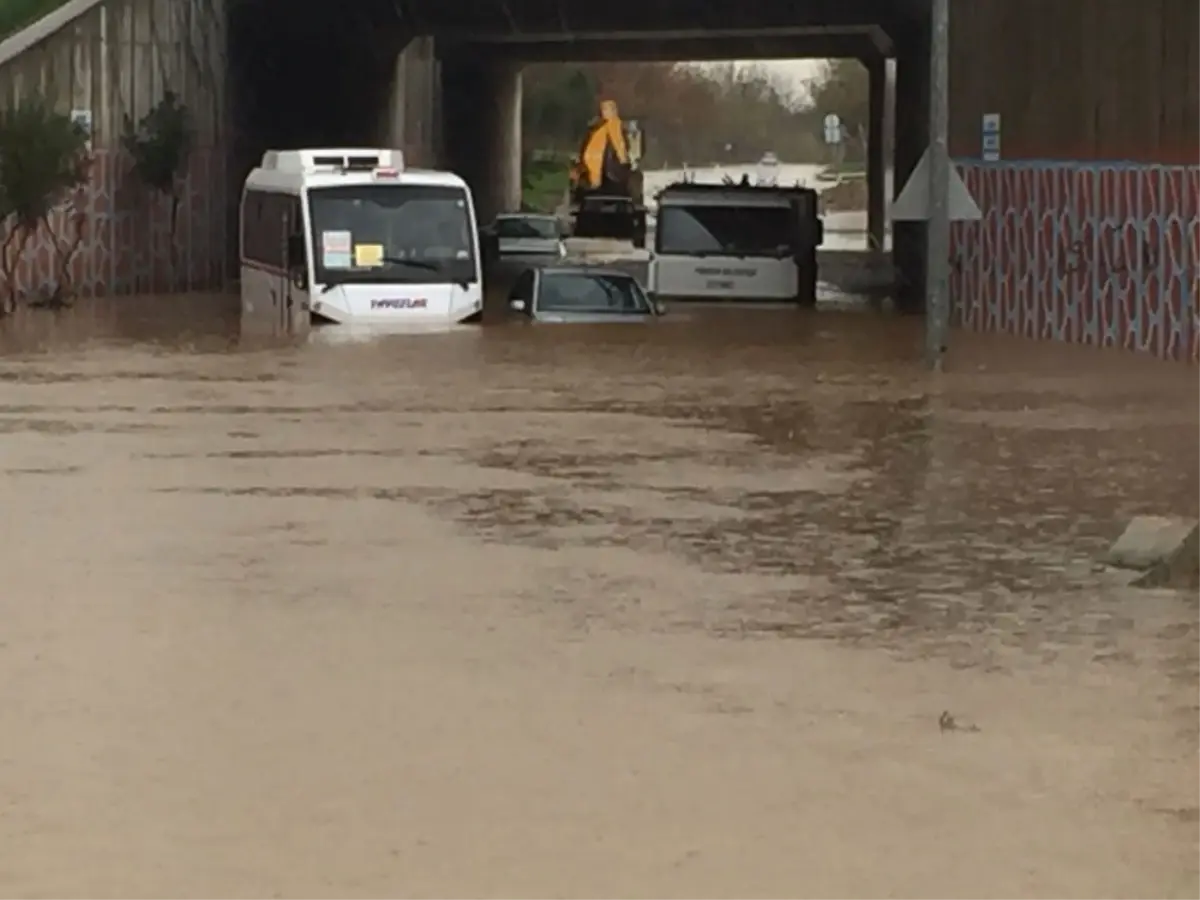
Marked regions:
[0,0,68,40]
[122,90,191,196]
[0,98,90,312]
[521,154,569,213]
[122,91,191,256]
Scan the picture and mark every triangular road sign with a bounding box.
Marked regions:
[891,149,982,222]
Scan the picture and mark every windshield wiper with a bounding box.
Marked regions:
[320,256,470,293]
[380,256,440,272]
[381,256,470,291]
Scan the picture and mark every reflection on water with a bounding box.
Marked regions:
[0,293,1196,898]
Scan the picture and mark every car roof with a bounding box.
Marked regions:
[538,264,633,279]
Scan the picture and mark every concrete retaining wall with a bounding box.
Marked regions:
[0,0,228,298]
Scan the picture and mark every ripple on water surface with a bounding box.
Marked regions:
[0,294,1195,896]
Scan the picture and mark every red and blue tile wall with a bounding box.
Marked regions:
[950,162,1199,361]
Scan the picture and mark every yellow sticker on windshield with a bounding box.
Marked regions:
[354,243,384,268]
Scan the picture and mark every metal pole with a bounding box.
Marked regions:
[925,0,951,371]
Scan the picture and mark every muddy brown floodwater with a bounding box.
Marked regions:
[0,294,1197,899]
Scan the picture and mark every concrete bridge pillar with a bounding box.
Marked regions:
[892,24,931,314]
[439,51,523,223]
[866,55,889,252]
[381,37,440,167]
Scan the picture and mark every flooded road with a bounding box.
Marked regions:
[1,295,1196,898]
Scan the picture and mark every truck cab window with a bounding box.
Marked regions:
[657,204,795,258]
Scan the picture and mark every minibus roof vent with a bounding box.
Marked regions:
[260,148,404,174]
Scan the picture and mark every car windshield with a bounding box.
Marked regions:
[657,202,794,257]
[537,272,650,314]
[495,217,559,240]
[308,184,476,285]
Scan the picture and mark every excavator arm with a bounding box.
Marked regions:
[576,101,630,190]
[568,100,647,246]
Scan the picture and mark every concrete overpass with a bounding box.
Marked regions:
[0,0,1196,357]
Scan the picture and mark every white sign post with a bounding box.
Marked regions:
[822,113,844,180]
[822,113,842,146]
[981,112,1001,162]
[70,108,93,152]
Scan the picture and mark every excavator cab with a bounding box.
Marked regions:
[569,101,648,247]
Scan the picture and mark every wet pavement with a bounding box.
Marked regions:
[0,293,1197,898]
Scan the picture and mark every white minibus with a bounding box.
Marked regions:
[240,148,484,328]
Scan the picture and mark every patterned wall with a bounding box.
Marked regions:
[950,162,1199,362]
[8,153,1198,367]
[0,0,228,306]
[9,147,228,301]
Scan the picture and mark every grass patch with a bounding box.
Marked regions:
[522,155,569,213]
[0,0,70,40]
[817,159,867,182]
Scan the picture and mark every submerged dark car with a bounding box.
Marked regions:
[506,264,666,323]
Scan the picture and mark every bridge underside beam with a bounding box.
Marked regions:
[466,32,885,62]
[403,0,913,44]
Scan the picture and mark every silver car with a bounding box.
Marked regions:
[489,213,567,262]
[507,265,666,323]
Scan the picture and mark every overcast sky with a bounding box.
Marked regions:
[687,59,825,106]
[751,60,824,85]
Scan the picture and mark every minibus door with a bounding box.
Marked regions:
[284,198,310,335]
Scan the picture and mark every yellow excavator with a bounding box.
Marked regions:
[567,100,647,247]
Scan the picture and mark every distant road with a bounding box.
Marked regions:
[641,163,892,244]
[642,162,827,197]
[643,163,894,208]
